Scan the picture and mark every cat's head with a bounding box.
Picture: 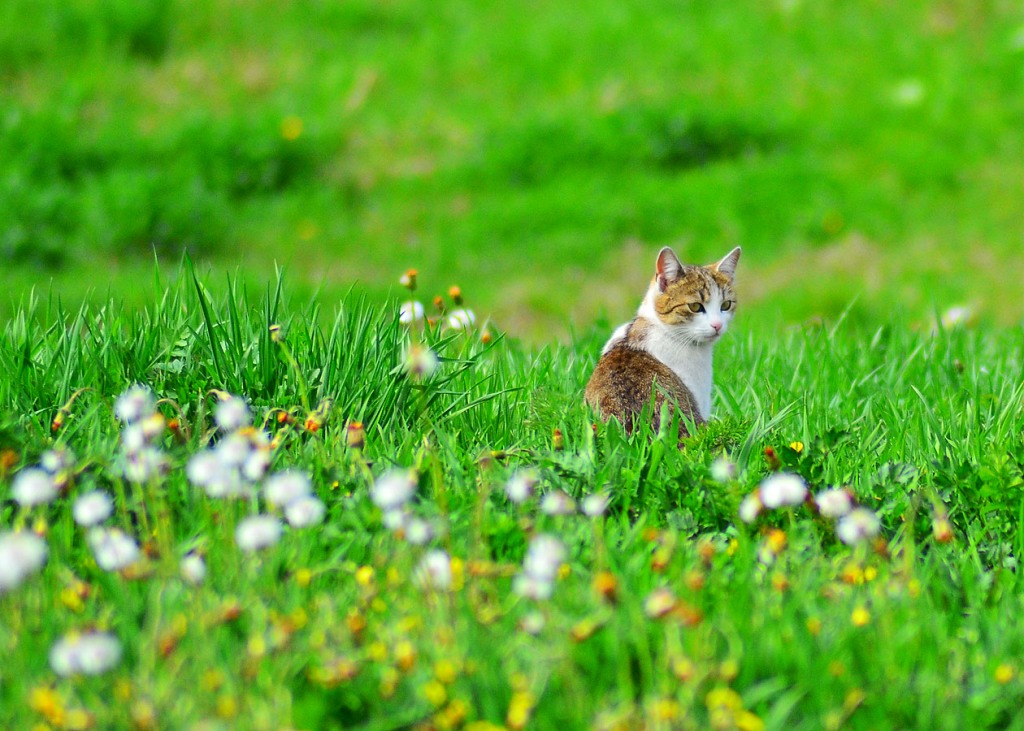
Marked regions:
[648,246,741,344]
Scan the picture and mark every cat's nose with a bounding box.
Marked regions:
[710,321,722,333]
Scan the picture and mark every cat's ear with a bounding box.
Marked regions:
[713,247,741,278]
[656,247,683,291]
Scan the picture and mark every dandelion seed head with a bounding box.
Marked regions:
[285,496,326,528]
[710,457,737,483]
[581,493,610,518]
[371,469,417,511]
[836,508,881,546]
[40,448,75,475]
[122,447,168,483]
[72,491,114,527]
[539,490,576,516]
[88,527,141,572]
[115,385,155,424]
[416,550,452,590]
[445,308,476,331]
[181,553,206,585]
[816,488,854,519]
[263,470,313,508]
[12,468,59,507]
[235,515,283,552]
[738,491,762,524]
[403,344,439,379]
[404,516,434,545]
[0,531,48,593]
[215,396,252,432]
[399,301,425,325]
[504,470,538,504]
[759,472,808,509]
[49,631,122,677]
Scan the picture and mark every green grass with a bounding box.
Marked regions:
[3,0,1024,337]
[2,271,1024,729]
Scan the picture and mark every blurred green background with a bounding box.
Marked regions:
[3,0,1023,339]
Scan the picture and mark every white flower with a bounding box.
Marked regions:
[540,490,576,516]
[519,610,546,634]
[49,631,122,676]
[816,488,854,519]
[121,424,147,454]
[0,531,48,593]
[940,305,973,330]
[40,448,75,474]
[710,457,737,483]
[382,508,408,531]
[242,449,272,482]
[72,491,114,527]
[285,496,326,528]
[122,447,167,483]
[581,493,610,518]
[521,534,566,583]
[180,553,206,585]
[371,469,417,511]
[836,508,881,546]
[403,344,439,379]
[188,451,224,487]
[399,300,425,325]
[404,517,434,545]
[235,515,283,552]
[115,385,155,424]
[215,432,254,468]
[446,308,476,330]
[12,468,58,507]
[513,573,554,601]
[505,470,538,504]
[759,473,808,509]
[88,527,141,572]
[215,396,252,432]
[738,491,762,524]
[416,550,452,590]
[264,470,313,508]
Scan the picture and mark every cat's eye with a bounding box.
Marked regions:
[721,300,733,312]
[688,303,705,313]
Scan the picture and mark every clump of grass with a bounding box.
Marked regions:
[2,269,1023,728]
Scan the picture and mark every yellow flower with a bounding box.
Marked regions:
[355,565,375,587]
[789,441,804,453]
[806,617,822,636]
[215,693,238,719]
[705,686,743,712]
[295,568,312,588]
[423,680,447,707]
[736,710,765,731]
[851,606,871,627]
[506,691,534,730]
[435,659,459,684]
[995,664,1015,684]
[280,116,303,141]
[29,687,65,726]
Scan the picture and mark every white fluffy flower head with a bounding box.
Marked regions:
[215,395,252,432]
[264,470,313,508]
[759,472,808,509]
[836,508,881,546]
[115,385,155,424]
[73,491,114,527]
[0,531,48,593]
[504,470,538,504]
[12,468,59,507]
[816,488,854,519]
[285,496,326,528]
[235,515,283,552]
[371,469,417,511]
[88,528,141,572]
[416,550,452,590]
[49,631,122,677]
[399,300,425,325]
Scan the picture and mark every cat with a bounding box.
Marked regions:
[584,245,740,436]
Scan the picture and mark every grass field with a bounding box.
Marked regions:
[2,272,1024,730]
[2,0,1024,336]
[4,1,1024,729]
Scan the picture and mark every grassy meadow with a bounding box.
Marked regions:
[1,273,1024,730]
[3,0,1024,729]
